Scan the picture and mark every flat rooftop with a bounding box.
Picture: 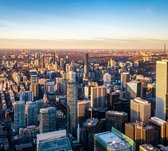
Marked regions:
[95,131,130,150]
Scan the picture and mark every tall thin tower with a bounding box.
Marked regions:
[164,44,166,55]
[84,53,89,77]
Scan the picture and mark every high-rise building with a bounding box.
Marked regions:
[13,101,26,134]
[30,74,39,99]
[125,122,155,149]
[25,101,38,126]
[107,91,120,110]
[39,107,56,133]
[68,71,76,82]
[67,81,78,135]
[106,110,128,132]
[81,118,99,151]
[19,91,34,102]
[103,73,111,85]
[77,99,91,122]
[121,72,131,90]
[126,81,141,99]
[130,97,151,124]
[149,117,168,145]
[91,86,106,108]
[37,130,72,151]
[94,127,136,151]
[84,53,89,77]
[156,60,168,120]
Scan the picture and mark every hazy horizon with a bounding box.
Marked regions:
[0,0,168,49]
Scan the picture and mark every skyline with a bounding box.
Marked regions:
[0,0,168,49]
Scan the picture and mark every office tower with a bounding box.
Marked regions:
[39,107,56,133]
[126,81,141,99]
[156,60,168,120]
[25,101,38,126]
[19,91,34,102]
[81,118,99,151]
[77,100,91,122]
[106,111,128,132]
[56,110,66,130]
[42,55,45,68]
[30,74,39,99]
[13,101,26,134]
[125,123,155,149]
[125,123,135,141]
[45,81,55,94]
[107,91,121,110]
[84,53,89,77]
[94,127,135,151]
[67,81,78,135]
[149,117,168,145]
[37,130,72,151]
[130,97,151,124]
[103,73,111,85]
[60,58,64,70]
[121,72,131,90]
[19,125,39,142]
[36,99,44,114]
[56,77,67,95]
[139,144,159,151]
[12,72,20,84]
[37,53,41,68]
[164,44,166,55]
[68,71,76,82]
[91,86,106,108]
[120,98,130,119]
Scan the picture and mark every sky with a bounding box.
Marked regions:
[0,0,168,49]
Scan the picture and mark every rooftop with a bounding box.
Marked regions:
[95,131,130,150]
[150,117,167,125]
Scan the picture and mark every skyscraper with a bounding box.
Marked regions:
[13,101,26,134]
[39,107,56,133]
[121,72,131,90]
[25,101,38,126]
[106,110,128,132]
[67,81,78,135]
[156,60,168,120]
[91,86,106,108]
[130,97,151,124]
[84,53,89,77]
[149,116,168,145]
[37,130,72,151]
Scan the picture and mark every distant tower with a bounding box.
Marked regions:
[164,44,166,55]
[14,101,26,134]
[67,81,78,136]
[84,53,89,77]
[38,53,41,68]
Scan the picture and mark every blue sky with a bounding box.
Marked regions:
[0,0,168,48]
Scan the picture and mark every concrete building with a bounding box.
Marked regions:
[149,116,168,145]
[121,72,131,90]
[39,107,56,133]
[37,130,72,151]
[130,97,151,124]
[91,86,106,108]
[156,60,168,120]
[106,110,128,132]
[94,127,135,151]
[125,122,155,149]
[67,81,78,135]
[13,101,26,134]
